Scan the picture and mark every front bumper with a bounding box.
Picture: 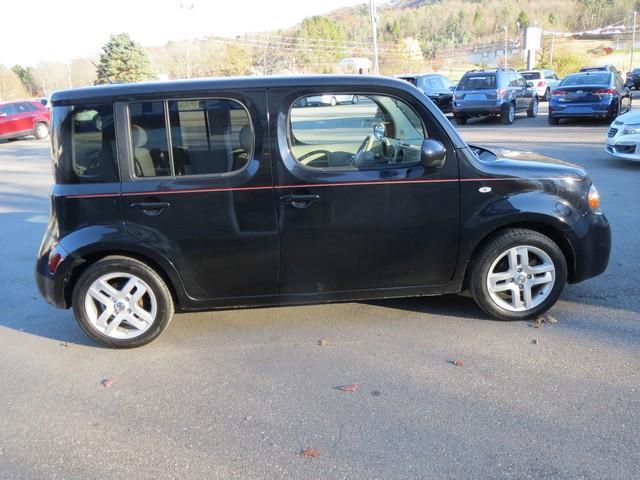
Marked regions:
[567,211,611,284]
[605,127,640,161]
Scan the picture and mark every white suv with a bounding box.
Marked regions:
[520,70,561,101]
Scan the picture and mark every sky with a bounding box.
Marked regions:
[0,0,378,67]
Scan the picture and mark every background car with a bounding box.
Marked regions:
[32,97,51,109]
[549,71,632,124]
[300,94,359,107]
[626,68,640,89]
[452,68,538,125]
[0,100,51,141]
[520,69,561,101]
[397,73,455,113]
[605,110,640,161]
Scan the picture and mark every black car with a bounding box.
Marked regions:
[397,73,455,113]
[35,75,610,347]
[627,68,640,89]
[452,68,538,125]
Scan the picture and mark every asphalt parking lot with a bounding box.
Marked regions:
[1,101,638,479]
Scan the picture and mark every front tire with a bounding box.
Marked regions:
[468,229,567,321]
[72,256,174,348]
[330,96,337,107]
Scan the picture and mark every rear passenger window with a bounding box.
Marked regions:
[168,99,253,176]
[130,101,172,177]
[51,104,118,184]
[129,98,253,178]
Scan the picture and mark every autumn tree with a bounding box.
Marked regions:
[296,16,346,72]
[96,33,153,84]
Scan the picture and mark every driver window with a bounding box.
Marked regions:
[289,94,426,170]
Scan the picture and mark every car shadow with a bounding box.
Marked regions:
[364,294,491,321]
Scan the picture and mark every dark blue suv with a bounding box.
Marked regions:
[453,69,538,125]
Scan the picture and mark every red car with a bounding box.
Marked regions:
[0,100,51,141]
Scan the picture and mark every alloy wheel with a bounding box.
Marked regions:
[84,272,158,339]
[486,245,556,312]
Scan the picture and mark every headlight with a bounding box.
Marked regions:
[587,184,601,211]
[622,123,640,135]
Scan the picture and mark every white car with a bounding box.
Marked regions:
[520,70,561,101]
[605,110,640,161]
[301,94,359,107]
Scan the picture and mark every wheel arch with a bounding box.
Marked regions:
[461,220,576,290]
[63,249,184,310]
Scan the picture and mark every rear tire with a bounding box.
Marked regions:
[501,103,515,124]
[548,115,559,125]
[454,115,468,125]
[527,97,539,118]
[72,256,174,348]
[34,122,49,140]
[330,96,337,107]
[469,229,567,321]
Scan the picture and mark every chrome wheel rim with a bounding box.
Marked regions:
[486,245,556,312]
[532,99,538,115]
[508,105,515,122]
[84,272,157,339]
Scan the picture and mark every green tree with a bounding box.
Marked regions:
[516,10,530,30]
[11,65,36,95]
[96,33,153,84]
[296,16,346,72]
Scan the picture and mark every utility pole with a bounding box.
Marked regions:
[631,11,637,72]
[450,32,455,76]
[549,33,555,68]
[503,26,508,69]
[370,0,379,75]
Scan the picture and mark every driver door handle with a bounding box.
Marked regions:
[279,193,320,208]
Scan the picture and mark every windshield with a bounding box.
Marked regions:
[560,73,610,86]
[521,72,541,80]
[398,76,418,86]
[458,74,496,90]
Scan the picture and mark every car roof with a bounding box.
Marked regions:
[51,75,416,105]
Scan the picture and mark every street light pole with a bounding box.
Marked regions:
[370,0,379,75]
[504,26,508,69]
[631,11,637,72]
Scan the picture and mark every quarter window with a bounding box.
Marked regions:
[51,104,118,184]
[289,94,426,170]
[129,98,253,178]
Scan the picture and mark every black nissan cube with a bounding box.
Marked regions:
[35,75,611,348]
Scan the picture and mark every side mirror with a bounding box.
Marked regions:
[421,138,446,169]
[373,122,385,141]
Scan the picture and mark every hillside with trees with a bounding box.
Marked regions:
[3,0,638,100]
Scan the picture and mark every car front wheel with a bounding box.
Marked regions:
[72,256,174,348]
[34,122,49,140]
[469,229,567,321]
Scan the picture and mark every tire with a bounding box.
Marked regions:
[527,97,539,118]
[468,229,567,321]
[548,115,559,125]
[454,115,468,125]
[330,96,337,106]
[72,256,174,348]
[34,122,49,140]
[501,103,515,124]
[351,95,359,104]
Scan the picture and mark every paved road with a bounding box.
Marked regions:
[0,102,638,479]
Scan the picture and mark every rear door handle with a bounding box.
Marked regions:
[279,193,320,208]
[130,201,171,215]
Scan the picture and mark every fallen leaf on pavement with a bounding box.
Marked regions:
[451,360,464,366]
[336,383,359,392]
[371,390,381,397]
[299,447,320,458]
[101,378,115,388]
[58,342,70,348]
[532,338,539,345]
[532,318,543,328]
[544,315,558,324]
[318,339,328,346]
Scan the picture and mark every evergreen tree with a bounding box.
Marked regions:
[96,33,153,84]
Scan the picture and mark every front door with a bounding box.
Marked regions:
[119,91,279,301]
[270,88,460,295]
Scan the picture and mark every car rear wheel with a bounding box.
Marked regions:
[527,97,539,118]
[330,96,337,107]
[351,95,359,104]
[501,103,515,124]
[548,115,559,125]
[72,256,174,348]
[454,115,468,125]
[34,122,49,140]
[469,229,567,321]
